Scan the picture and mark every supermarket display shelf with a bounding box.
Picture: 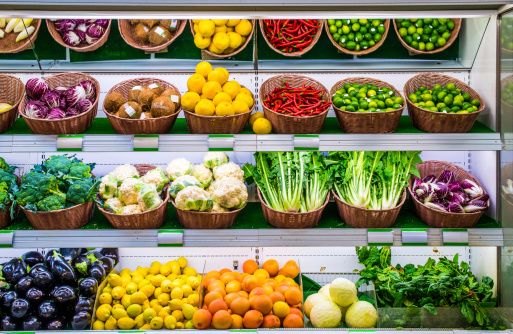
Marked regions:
[1,330,508,334]
[0,117,500,152]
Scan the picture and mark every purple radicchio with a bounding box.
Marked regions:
[436,170,455,184]
[46,108,66,119]
[66,107,79,117]
[95,19,109,29]
[54,19,76,33]
[79,80,96,99]
[448,181,463,193]
[430,182,449,199]
[41,90,61,109]
[72,19,85,25]
[84,19,97,24]
[422,174,437,184]
[463,199,488,213]
[472,193,490,203]
[85,24,105,44]
[62,31,81,46]
[423,190,439,204]
[424,201,447,212]
[65,85,86,107]
[54,86,68,95]
[25,78,49,100]
[445,191,467,205]
[75,24,87,42]
[415,182,430,200]
[461,179,484,199]
[60,96,67,109]
[447,202,465,213]
[76,98,93,113]
[24,100,48,118]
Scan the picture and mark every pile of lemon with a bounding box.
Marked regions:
[182,61,254,118]
[193,19,252,55]
[92,257,200,331]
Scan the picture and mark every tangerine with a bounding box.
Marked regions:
[204,291,223,307]
[208,299,228,315]
[212,310,232,329]
[269,291,285,304]
[211,287,227,298]
[249,287,265,298]
[276,283,292,295]
[237,291,249,299]
[219,268,231,275]
[281,260,299,279]
[262,284,274,296]
[242,260,258,274]
[220,272,236,285]
[242,275,260,292]
[284,287,302,306]
[192,309,212,329]
[262,314,281,328]
[208,280,225,292]
[230,297,250,316]
[243,310,264,329]
[263,259,279,277]
[251,295,273,315]
[283,313,303,328]
[289,307,303,319]
[254,269,270,281]
[226,280,242,293]
[224,293,239,308]
[230,314,243,329]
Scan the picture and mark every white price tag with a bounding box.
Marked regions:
[368,229,393,246]
[443,229,469,245]
[0,231,14,247]
[294,135,319,150]
[158,230,183,247]
[209,135,234,151]
[134,135,158,151]
[57,135,83,151]
[402,229,428,246]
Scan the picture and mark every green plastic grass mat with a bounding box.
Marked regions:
[3,116,494,135]
[3,198,501,231]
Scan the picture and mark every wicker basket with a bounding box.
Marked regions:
[259,19,323,57]
[96,165,169,229]
[257,188,328,228]
[408,160,490,228]
[104,77,182,134]
[259,74,330,134]
[0,75,25,133]
[0,176,21,229]
[324,19,390,56]
[184,85,254,134]
[189,20,255,59]
[332,189,406,228]
[0,19,42,54]
[119,19,186,52]
[22,201,95,230]
[18,72,99,134]
[46,19,111,52]
[404,73,485,133]
[393,19,462,55]
[170,199,246,229]
[330,77,404,133]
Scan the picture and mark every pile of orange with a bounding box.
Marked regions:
[192,259,304,330]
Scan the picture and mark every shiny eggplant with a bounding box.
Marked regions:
[21,251,44,267]
[99,256,114,274]
[86,250,102,262]
[44,249,58,266]
[78,277,97,297]
[29,265,53,289]
[10,298,30,318]
[1,290,17,309]
[29,263,48,274]
[75,296,94,313]
[100,248,119,265]
[1,314,18,331]
[38,300,57,319]
[89,261,106,283]
[46,317,66,330]
[59,248,81,263]
[73,254,91,276]
[14,276,33,296]
[1,258,17,282]
[51,285,77,303]
[49,250,77,285]
[2,258,27,284]
[25,287,45,303]
[71,310,91,330]
[22,315,43,331]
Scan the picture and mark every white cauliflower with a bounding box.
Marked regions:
[104,198,123,214]
[166,158,193,181]
[192,164,213,188]
[136,183,162,211]
[99,173,118,199]
[203,152,229,169]
[120,204,143,215]
[206,180,217,196]
[112,164,139,185]
[211,201,229,213]
[175,186,213,212]
[142,167,170,194]
[213,177,248,209]
[213,162,244,182]
[169,175,201,198]
[118,177,144,205]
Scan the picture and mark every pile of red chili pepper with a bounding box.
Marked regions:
[263,81,332,117]
[262,19,320,53]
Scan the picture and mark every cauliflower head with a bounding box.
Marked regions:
[120,204,143,215]
[203,152,229,169]
[104,198,123,214]
[175,186,213,212]
[206,180,217,196]
[112,164,139,185]
[211,201,229,213]
[142,167,170,194]
[169,175,202,198]
[118,177,144,205]
[192,164,213,188]
[99,172,118,199]
[213,177,248,209]
[213,162,244,182]
[166,158,193,181]
[136,183,163,211]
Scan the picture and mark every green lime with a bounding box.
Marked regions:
[451,106,461,112]
[346,105,356,112]
[471,99,480,107]
[424,26,433,35]
[364,33,372,41]
[352,23,360,31]
[342,25,351,34]
[421,34,429,43]
[368,89,377,96]
[437,91,447,100]
[433,84,442,91]
[360,101,369,110]
[377,25,385,34]
[333,33,341,42]
[401,20,411,28]
[385,99,394,107]
[339,35,348,43]
[418,42,426,51]
[416,27,424,35]
[432,19,439,28]
[335,20,343,28]
[359,19,368,25]
[411,41,419,49]
[453,99,463,107]
[447,20,455,30]
[394,96,404,105]
[442,31,451,40]
[377,100,385,108]
[327,19,336,26]
[407,25,416,35]
[329,25,338,34]
[355,33,363,42]
[360,26,368,34]
[446,83,456,91]
[462,93,471,102]
[369,27,377,34]
[422,94,433,102]
[426,42,435,51]
[404,35,413,45]
[334,98,344,108]
[437,37,447,47]
[368,101,378,108]
[346,41,356,50]
[408,94,418,103]
[425,101,435,108]
[438,18,448,25]
[392,104,402,110]
[436,102,446,109]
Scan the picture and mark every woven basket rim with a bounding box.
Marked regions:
[189,19,255,58]
[331,188,407,212]
[393,18,462,55]
[46,19,112,52]
[0,75,25,115]
[0,19,42,54]
[118,19,187,52]
[20,200,93,215]
[324,19,390,55]
[169,197,247,215]
[257,187,329,215]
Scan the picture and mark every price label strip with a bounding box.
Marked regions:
[294,134,319,151]
[0,230,14,248]
[368,229,393,246]
[402,228,428,246]
[157,230,183,247]
[442,228,469,246]
[119,331,145,334]
[230,330,257,333]
[57,135,83,151]
[134,135,159,151]
[209,135,234,151]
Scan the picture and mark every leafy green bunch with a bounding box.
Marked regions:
[355,246,496,327]
[0,157,19,215]
[16,154,98,212]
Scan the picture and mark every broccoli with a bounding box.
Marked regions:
[0,157,15,174]
[0,170,16,186]
[0,182,10,206]
[16,172,65,207]
[36,195,66,211]
[69,162,93,179]
[44,155,72,175]
[66,179,96,205]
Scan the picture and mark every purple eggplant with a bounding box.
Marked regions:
[1,290,17,309]
[46,317,67,330]
[22,315,43,331]
[100,248,119,265]
[71,310,91,330]
[2,258,27,284]
[1,314,19,331]
[29,265,53,290]
[15,276,33,296]
[73,254,91,276]
[38,300,57,319]
[44,249,58,267]
[59,248,81,264]
[50,250,77,285]
[51,285,77,303]
[78,277,97,297]
[25,287,45,304]
[89,261,106,283]
[75,296,94,313]
[99,256,114,274]
[21,251,44,267]
[11,298,30,318]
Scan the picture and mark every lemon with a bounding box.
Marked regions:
[140,324,151,330]
[176,322,185,329]
[194,33,211,49]
[240,87,252,96]
[120,268,131,276]
[96,306,111,322]
[151,274,166,287]
[113,304,124,310]
[226,26,235,33]
[134,313,145,328]
[140,284,155,298]
[181,284,193,297]
[222,81,241,99]
[112,308,128,320]
[117,317,136,330]
[169,261,181,275]
[252,118,272,134]
[198,20,215,37]
[143,307,157,323]
[202,81,222,99]
[235,92,254,108]
[215,25,227,33]
[159,309,170,318]
[130,291,148,305]
[159,262,172,276]
[104,316,118,330]
[185,276,199,289]
[121,274,131,286]
[177,257,187,269]
[172,310,184,323]
[169,298,184,311]
[223,47,235,54]
[112,300,121,305]
[208,68,229,85]
[213,32,230,50]
[135,266,149,277]
[164,315,178,329]
[187,293,199,307]
[227,19,241,27]
[171,286,184,300]
[130,274,143,284]
[158,292,171,306]
[162,306,171,314]
[181,303,196,320]
[235,19,252,36]
[149,261,162,275]
[112,286,126,300]
[146,274,155,282]
[249,112,264,127]
[213,19,229,26]
[153,304,163,315]
[193,23,199,33]
[233,100,250,114]
[127,304,142,318]
[92,320,105,330]
[101,303,113,311]
[161,279,172,293]
[227,32,242,49]
[108,274,123,287]
[103,286,113,294]
[121,294,131,309]
[179,92,199,113]
[208,43,224,54]
[125,282,138,295]
[150,299,159,308]
[99,292,112,305]
[195,99,215,116]
[150,316,164,330]
[185,320,196,329]
[212,92,232,106]
[187,74,206,94]
[192,19,201,24]
[172,278,185,288]
[215,102,235,116]
[195,61,213,78]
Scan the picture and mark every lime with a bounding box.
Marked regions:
[424,26,433,35]
[453,100,463,108]
[404,35,413,45]
[443,96,453,105]
[339,35,348,43]
[333,33,341,42]
[408,94,418,103]
[432,19,439,28]
[436,103,446,109]
[352,23,360,31]
[471,99,480,107]
[377,25,385,34]
[333,97,344,108]
[416,27,424,35]
[394,96,404,105]
[348,32,355,40]
[426,42,435,51]
[335,20,343,28]
[346,41,356,50]
[433,84,442,91]
[446,83,456,91]
[359,19,368,25]
[418,42,426,51]
[355,32,363,42]
[329,25,337,34]
[447,20,455,30]
[401,20,411,28]
[346,105,356,112]
[422,94,433,102]
[439,18,448,25]
[412,33,421,41]
[361,27,368,34]
[407,26,416,35]
[360,101,369,110]
[462,93,471,102]
[327,19,336,25]
[442,31,451,40]
[340,25,349,34]
[369,40,375,47]
[411,41,419,49]
[364,33,372,41]
[368,101,378,108]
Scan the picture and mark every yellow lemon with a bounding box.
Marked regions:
[159,309,170,319]
[108,274,123,287]
[208,68,229,85]
[161,280,172,293]
[226,26,235,33]
[101,285,111,294]
[185,320,195,329]
[112,308,128,320]
[150,299,159,308]
[99,292,112,305]
[213,19,229,26]
[193,23,199,33]
[227,32,242,49]
[182,266,197,277]
[111,286,125,300]
[176,322,185,329]
[208,43,224,54]
[172,310,184,323]
[149,261,162,275]
[158,293,171,306]
[235,92,254,108]
[235,19,252,36]
[222,81,241,99]
[202,81,222,99]
[181,92,200,112]
[187,293,199,307]
[227,19,241,27]
[192,19,201,24]
[143,307,157,323]
[177,257,187,269]
[145,274,155,282]
[134,314,145,328]
[215,102,235,116]
[153,304,163,315]
[171,287,184,300]
[150,316,164,330]
[241,36,247,44]
[212,92,232,106]
[142,300,150,311]
[130,274,143,284]
[169,261,181,275]
[140,284,155,298]
[139,324,151,330]
[194,33,211,49]
[135,266,148,277]
[252,118,272,134]
[187,73,206,94]
[185,276,199,289]
[213,32,230,50]
[117,317,136,330]
[112,300,121,305]
[181,303,196,320]
[130,291,148,305]
[126,282,138,295]
[164,315,177,329]
[154,287,162,299]
[169,298,184,311]
[112,304,124,310]
[96,306,111,322]
[249,112,264,127]
[127,304,142,318]
[182,284,193,297]
[92,320,105,330]
[195,61,212,78]
[104,316,118,330]
[233,100,250,114]
[198,19,215,37]
[240,87,252,96]
[151,274,166,287]
[159,262,172,276]
[215,25,227,33]
[101,303,112,311]
[195,99,215,116]
[121,274,131,286]
[222,47,235,54]
[121,294,131,309]
[119,268,131,276]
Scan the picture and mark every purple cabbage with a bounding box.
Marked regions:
[424,201,447,212]
[24,100,48,118]
[55,19,76,33]
[79,80,96,99]
[95,19,109,29]
[65,85,86,107]
[54,86,68,95]
[63,31,81,46]
[445,191,467,205]
[85,24,105,44]
[422,175,436,184]
[447,202,464,213]
[60,96,67,109]
[461,179,484,198]
[76,98,93,113]
[448,181,462,193]
[46,108,66,119]
[84,19,97,24]
[25,78,49,100]
[41,91,61,109]
[436,170,455,184]
[463,200,488,213]
[66,107,79,117]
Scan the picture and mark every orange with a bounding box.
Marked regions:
[243,310,264,329]
[211,287,227,298]
[250,295,273,315]
[226,280,242,293]
[220,272,236,285]
[212,310,232,329]
[274,275,286,283]
[233,272,243,282]
[242,275,260,292]
[262,314,281,329]
[289,307,303,319]
[254,269,270,281]
[263,259,279,277]
[203,276,218,289]
[276,283,292,295]
[272,301,290,318]
[237,291,249,299]
[249,287,265,299]
[263,279,276,289]
[284,287,302,306]
[230,297,250,316]
[193,309,212,329]
[283,313,303,328]
[230,314,243,329]
[224,293,239,308]
[242,260,258,274]
[219,268,231,275]
[206,270,221,280]
[241,273,250,280]
[281,260,299,279]
[204,291,223,307]
[208,299,228,315]
[269,291,285,304]
[208,280,225,292]
[262,284,274,296]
